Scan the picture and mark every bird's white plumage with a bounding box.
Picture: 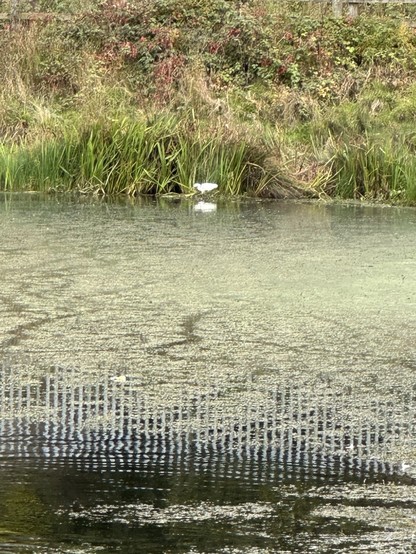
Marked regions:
[193,182,218,193]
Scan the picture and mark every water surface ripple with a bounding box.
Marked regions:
[0,194,415,553]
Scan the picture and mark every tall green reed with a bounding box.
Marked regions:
[327,138,416,204]
[0,116,288,196]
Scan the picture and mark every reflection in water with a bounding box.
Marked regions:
[194,201,217,213]
[1,364,415,469]
[0,367,404,475]
[1,196,416,553]
[1,363,415,552]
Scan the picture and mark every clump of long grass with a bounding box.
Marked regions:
[0,115,296,197]
[325,136,416,204]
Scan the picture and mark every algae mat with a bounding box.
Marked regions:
[0,194,415,553]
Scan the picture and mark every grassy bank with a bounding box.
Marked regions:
[1,0,416,203]
[0,116,300,197]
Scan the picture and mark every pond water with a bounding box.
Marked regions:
[0,193,416,553]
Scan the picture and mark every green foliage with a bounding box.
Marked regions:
[2,2,416,203]
[3,2,416,102]
[0,116,289,196]
[326,136,416,204]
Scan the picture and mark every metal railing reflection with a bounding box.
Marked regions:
[0,364,414,478]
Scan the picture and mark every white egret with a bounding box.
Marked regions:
[193,182,218,194]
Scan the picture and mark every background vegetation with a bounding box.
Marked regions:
[1,0,416,202]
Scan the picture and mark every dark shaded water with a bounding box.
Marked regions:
[1,194,416,553]
[0,445,406,554]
